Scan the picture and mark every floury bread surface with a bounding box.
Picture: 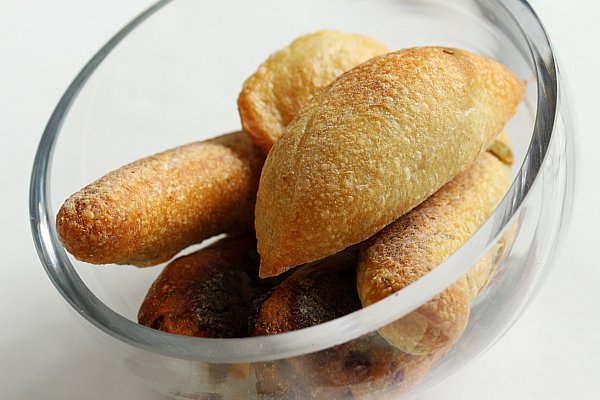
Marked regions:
[56,132,264,266]
[255,46,525,277]
[238,30,389,153]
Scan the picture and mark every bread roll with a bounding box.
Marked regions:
[238,30,389,153]
[256,47,524,277]
[252,248,360,335]
[357,150,512,354]
[138,235,266,338]
[56,132,264,266]
[252,248,444,399]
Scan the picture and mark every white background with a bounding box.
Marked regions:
[1,1,598,399]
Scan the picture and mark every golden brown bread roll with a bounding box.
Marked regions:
[138,235,267,338]
[252,248,445,399]
[238,30,389,153]
[56,132,264,266]
[255,46,525,278]
[357,149,512,355]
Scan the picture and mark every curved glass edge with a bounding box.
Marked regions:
[29,0,564,363]
[410,74,576,400]
[489,0,574,321]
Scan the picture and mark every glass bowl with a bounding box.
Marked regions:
[30,0,574,398]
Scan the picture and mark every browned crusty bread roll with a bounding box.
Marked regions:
[357,149,512,355]
[253,248,361,398]
[252,248,360,336]
[255,46,525,278]
[138,235,267,338]
[56,132,264,267]
[252,248,445,399]
[238,30,389,154]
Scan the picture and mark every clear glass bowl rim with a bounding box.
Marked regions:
[29,0,560,363]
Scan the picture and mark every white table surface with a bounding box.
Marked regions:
[1,1,598,399]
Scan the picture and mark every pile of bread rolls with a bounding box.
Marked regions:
[56,31,524,397]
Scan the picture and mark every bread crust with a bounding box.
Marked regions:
[56,132,264,266]
[253,247,360,335]
[255,47,524,277]
[252,248,446,398]
[238,30,389,154]
[357,150,512,354]
[137,235,266,338]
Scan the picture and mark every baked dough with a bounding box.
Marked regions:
[252,247,360,336]
[252,248,445,398]
[255,47,524,277]
[56,132,264,266]
[357,150,512,354]
[138,235,265,337]
[238,30,389,153]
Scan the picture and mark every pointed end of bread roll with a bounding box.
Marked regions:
[256,194,344,278]
[258,259,285,279]
[257,235,296,278]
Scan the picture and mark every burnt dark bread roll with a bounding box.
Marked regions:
[252,248,445,399]
[138,234,270,338]
[252,247,361,335]
[252,248,360,399]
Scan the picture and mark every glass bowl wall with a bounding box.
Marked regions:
[30,0,574,398]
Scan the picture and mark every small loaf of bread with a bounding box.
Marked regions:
[238,30,389,153]
[56,132,264,266]
[253,248,444,399]
[138,235,267,338]
[357,149,512,355]
[255,47,525,278]
[252,248,360,336]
